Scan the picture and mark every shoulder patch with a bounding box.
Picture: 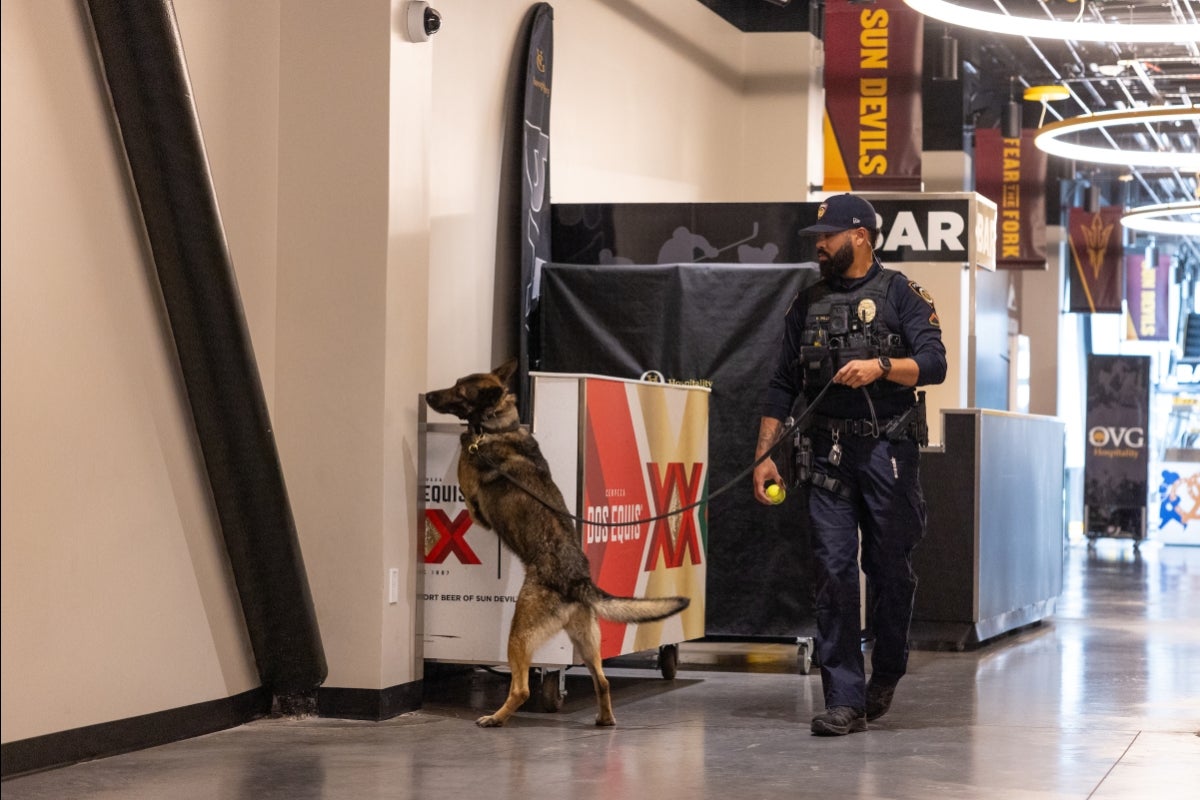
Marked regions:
[929,310,941,328]
[908,280,935,307]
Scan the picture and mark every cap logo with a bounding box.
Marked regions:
[816,204,828,219]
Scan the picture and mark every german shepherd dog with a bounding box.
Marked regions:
[425,359,690,727]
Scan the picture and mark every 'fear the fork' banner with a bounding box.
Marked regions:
[822,0,923,192]
[974,128,1047,270]
[1068,207,1124,313]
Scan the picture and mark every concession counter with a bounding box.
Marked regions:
[912,409,1067,650]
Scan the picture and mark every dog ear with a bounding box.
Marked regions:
[477,384,507,408]
[493,358,519,386]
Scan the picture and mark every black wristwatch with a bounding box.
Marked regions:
[878,356,892,379]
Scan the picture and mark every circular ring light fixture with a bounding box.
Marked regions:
[1122,202,1200,236]
[902,0,1200,43]
[1033,105,1200,169]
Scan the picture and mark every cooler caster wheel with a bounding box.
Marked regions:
[659,643,679,679]
[798,637,814,675]
[533,668,565,712]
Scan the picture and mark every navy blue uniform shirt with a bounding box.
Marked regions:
[761,259,947,421]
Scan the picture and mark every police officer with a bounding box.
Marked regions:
[753,194,946,736]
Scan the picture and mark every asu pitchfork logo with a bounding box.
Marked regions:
[643,462,705,570]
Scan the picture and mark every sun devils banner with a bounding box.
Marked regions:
[974,128,1047,270]
[1125,251,1170,341]
[1068,206,1124,313]
[822,0,923,191]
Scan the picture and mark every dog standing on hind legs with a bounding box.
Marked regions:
[425,358,690,727]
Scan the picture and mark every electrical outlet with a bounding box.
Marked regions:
[388,568,400,604]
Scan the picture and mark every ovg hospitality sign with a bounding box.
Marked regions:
[1084,355,1150,510]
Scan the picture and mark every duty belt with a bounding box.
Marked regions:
[812,413,882,438]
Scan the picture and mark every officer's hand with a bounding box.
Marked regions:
[834,359,885,389]
[753,459,781,505]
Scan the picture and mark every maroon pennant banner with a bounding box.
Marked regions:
[1124,251,1170,341]
[1068,207,1124,313]
[822,0,923,192]
[974,128,1047,270]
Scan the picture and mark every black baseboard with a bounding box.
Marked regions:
[0,687,271,780]
[0,681,425,779]
[317,679,423,721]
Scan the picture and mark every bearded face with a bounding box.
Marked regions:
[817,236,855,281]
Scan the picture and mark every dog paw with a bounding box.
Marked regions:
[595,715,616,727]
[476,715,505,728]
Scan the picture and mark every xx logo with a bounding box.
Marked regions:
[424,509,481,565]
[643,462,704,570]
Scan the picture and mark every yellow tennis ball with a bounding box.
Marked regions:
[766,484,784,502]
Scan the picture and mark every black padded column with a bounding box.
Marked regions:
[82,0,327,700]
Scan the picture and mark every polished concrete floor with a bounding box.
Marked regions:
[4,542,1199,799]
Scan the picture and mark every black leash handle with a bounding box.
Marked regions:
[472,379,833,528]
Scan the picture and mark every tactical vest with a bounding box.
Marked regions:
[797,268,911,406]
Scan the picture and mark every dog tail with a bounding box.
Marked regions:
[590,592,690,624]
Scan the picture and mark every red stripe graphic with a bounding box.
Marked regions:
[582,380,649,656]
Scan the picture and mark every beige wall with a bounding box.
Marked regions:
[0,0,264,742]
[2,0,824,743]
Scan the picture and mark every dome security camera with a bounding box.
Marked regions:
[406,2,441,42]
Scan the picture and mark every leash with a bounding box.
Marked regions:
[467,379,833,528]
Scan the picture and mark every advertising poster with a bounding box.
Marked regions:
[1151,461,1200,544]
[1084,355,1150,531]
[579,377,708,658]
[420,422,573,665]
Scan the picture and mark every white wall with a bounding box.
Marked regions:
[2,0,825,744]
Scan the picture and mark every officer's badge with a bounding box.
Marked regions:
[857,298,876,324]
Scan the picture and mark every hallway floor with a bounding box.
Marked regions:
[4,542,1198,799]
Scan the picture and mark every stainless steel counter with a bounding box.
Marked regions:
[911,409,1067,650]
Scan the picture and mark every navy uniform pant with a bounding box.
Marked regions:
[806,427,926,711]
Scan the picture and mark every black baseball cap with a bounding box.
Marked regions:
[799,194,879,234]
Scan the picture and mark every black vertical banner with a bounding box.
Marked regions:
[1085,355,1150,510]
[518,4,553,421]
